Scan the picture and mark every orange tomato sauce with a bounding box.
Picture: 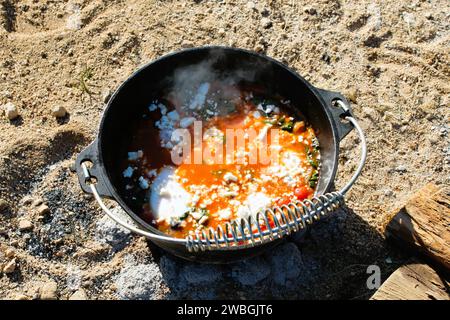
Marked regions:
[122,88,320,239]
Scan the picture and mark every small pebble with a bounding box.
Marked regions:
[181,39,194,48]
[260,17,272,29]
[102,89,112,103]
[14,294,30,300]
[254,44,264,52]
[51,106,67,118]
[5,248,15,258]
[217,28,226,37]
[362,107,378,120]
[346,88,358,103]
[32,198,43,207]
[21,195,34,206]
[3,258,16,273]
[0,199,7,211]
[18,219,33,231]
[69,289,88,300]
[394,165,407,173]
[304,7,317,15]
[246,1,256,10]
[40,281,58,300]
[4,102,19,120]
[36,204,50,216]
[2,90,12,99]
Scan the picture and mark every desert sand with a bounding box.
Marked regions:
[0,0,448,299]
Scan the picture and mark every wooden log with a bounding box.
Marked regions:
[385,183,450,271]
[370,263,449,300]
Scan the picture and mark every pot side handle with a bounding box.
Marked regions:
[315,88,354,141]
[75,140,113,199]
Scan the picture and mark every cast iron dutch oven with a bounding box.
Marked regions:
[75,46,366,263]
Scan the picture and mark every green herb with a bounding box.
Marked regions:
[308,157,319,169]
[180,211,189,220]
[189,207,209,221]
[263,118,277,125]
[306,148,319,169]
[78,65,96,96]
[309,171,319,188]
[281,120,294,132]
[312,137,320,151]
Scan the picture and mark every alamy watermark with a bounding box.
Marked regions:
[170,121,282,166]
[366,265,381,290]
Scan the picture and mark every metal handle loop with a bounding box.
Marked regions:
[334,99,367,195]
[81,162,186,244]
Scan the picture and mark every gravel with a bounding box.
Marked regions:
[266,242,304,286]
[159,254,179,285]
[3,259,16,273]
[181,263,223,285]
[158,255,220,299]
[4,248,15,258]
[95,209,132,251]
[18,219,33,231]
[1,0,447,301]
[0,199,7,212]
[260,17,272,29]
[69,289,87,300]
[66,265,82,291]
[115,257,164,300]
[36,204,50,216]
[40,280,58,300]
[246,2,256,10]
[231,256,271,286]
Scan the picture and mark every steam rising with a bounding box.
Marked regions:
[166,48,270,117]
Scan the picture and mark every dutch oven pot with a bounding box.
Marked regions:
[75,47,366,263]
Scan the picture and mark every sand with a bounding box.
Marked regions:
[0,0,448,300]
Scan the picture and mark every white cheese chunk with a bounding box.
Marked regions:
[138,176,149,189]
[158,103,167,115]
[147,169,157,178]
[218,208,232,220]
[150,167,192,222]
[167,110,180,121]
[122,166,134,178]
[236,192,271,220]
[179,117,196,128]
[223,172,238,183]
[128,150,143,161]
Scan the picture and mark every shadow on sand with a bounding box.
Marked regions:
[148,204,408,299]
